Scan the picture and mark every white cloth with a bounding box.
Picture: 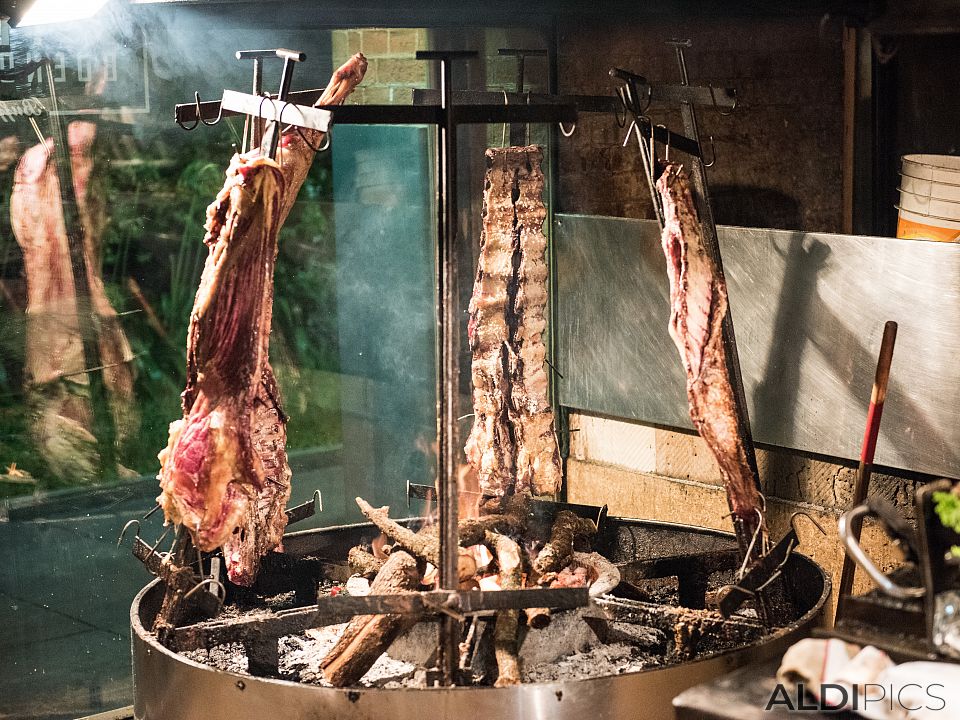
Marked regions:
[776,639,960,719]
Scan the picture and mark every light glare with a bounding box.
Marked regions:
[18,0,109,27]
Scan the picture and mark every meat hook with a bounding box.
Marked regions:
[184,578,227,614]
[195,91,226,127]
[709,84,738,117]
[117,519,141,548]
[558,120,576,138]
[790,510,826,537]
[701,135,717,168]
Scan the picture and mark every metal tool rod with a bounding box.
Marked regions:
[252,58,263,150]
[837,320,898,611]
[268,55,299,159]
[417,48,472,687]
[670,41,761,549]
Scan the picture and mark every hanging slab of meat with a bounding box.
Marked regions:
[158,155,286,577]
[158,55,366,586]
[656,164,766,544]
[10,121,136,480]
[464,145,562,500]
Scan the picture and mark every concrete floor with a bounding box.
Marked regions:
[0,462,345,720]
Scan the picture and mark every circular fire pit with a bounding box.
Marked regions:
[131,517,829,720]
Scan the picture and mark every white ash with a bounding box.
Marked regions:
[280,625,418,688]
[183,643,249,675]
[522,643,658,683]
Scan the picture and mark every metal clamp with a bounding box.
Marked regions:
[839,504,926,599]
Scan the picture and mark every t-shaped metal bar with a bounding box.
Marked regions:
[414,47,477,687]
[498,48,547,145]
[267,49,306,159]
[236,49,307,154]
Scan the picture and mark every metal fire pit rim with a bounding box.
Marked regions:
[132,553,828,691]
[131,526,830,692]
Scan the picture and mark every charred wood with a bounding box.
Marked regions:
[533,510,597,576]
[320,550,420,687]
[485,530,522,687]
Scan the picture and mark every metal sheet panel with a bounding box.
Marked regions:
[555,214,960,478]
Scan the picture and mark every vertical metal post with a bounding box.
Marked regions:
[417,49,466,687]
[268,53,301,159]
[438,54,461,687]
[252,58,264,150]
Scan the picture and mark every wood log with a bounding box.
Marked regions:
[533,510,597,576]
[355,498,440,564]
[523,607,551,630]
[320,550,420,687]
[347,546,384,578]
[485,530,522,687]
[356,494,529,561]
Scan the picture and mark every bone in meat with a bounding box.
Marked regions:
[158,55,367,586]
[464,145,561,500]
[656,164,766,543]
[10,121,136,480]
[157,155,286,578]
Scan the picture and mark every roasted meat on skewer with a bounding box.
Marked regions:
[657,164,767,547]
[158,54,366,585]
[465,145,562,502]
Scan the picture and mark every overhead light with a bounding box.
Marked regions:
[1,0,109,27]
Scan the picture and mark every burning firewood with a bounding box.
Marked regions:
[348,546,384,579]
[533,510,597,576]
[355,498,440,564]
[485,530,522,687]
[355,495,530,565]
[320,549,420,686]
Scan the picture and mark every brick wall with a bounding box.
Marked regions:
[565,413,918,620]
[555,16,845,232]
[332,28,430,104]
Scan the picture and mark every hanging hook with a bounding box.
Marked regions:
[196,91,225,127]
[790,511,827,537]
[621,119,637,147]
[117,519,141,548]
[558,120,577,138]
[701,135,717,168]
[278,99,330,154]
[709,84,737,117]
[614,91,628,129]
[258,94,281,159]
[184,578,227,614]
[735,508,765,581]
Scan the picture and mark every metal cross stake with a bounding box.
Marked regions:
[172,47,581,686]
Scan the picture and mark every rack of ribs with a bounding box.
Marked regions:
[465,145,562,502]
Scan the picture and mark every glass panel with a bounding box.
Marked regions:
[0,11,549,717]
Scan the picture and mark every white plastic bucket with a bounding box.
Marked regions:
[897,154,960,241]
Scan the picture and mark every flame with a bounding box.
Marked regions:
[467,543,493,569]
[478,574,501,591]
[371,532,389,560]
